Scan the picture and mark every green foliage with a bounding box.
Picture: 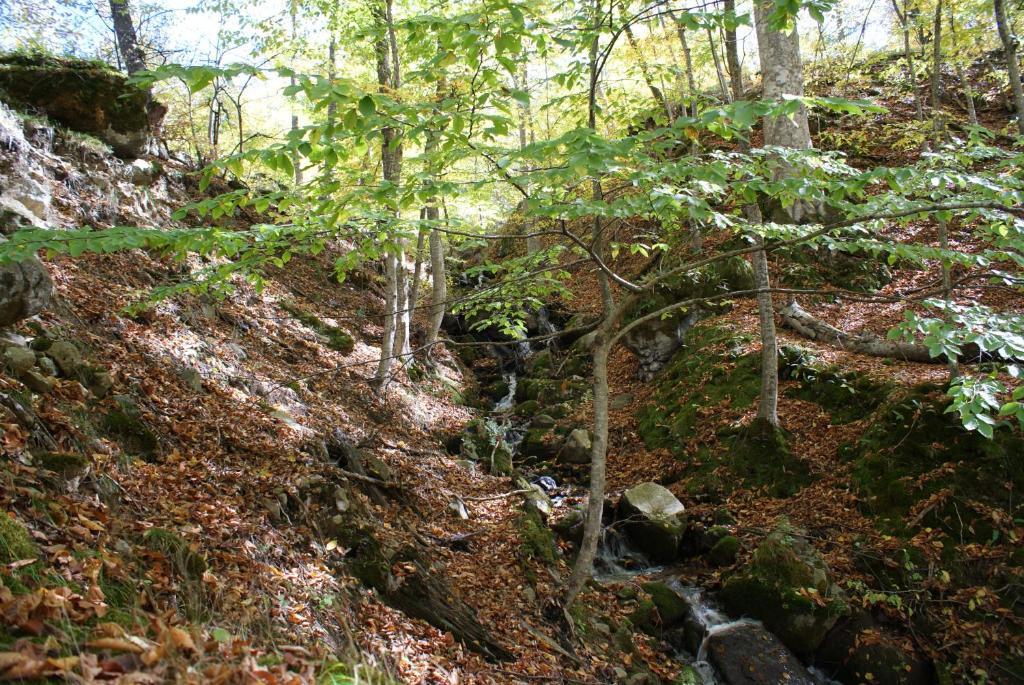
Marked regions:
[0,512,38,564]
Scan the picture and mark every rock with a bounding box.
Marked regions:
[815,612,934,685]
[0,54,162,158]
[459,418,513,475]
[705,622,816,685]
[521,427,558,460]
[0,195,45,235]
[720,523,847,657]
[558,428,592,464]
[622,315,691,381]
[522,484,552,519]
[610,393,634,410]
[46,340,82,376]
[0,242,52,328]
[127,158,161,185]
[20,368,54,394]
[36,356,57,377]
[673,665,702,685]
[179,367,204,394]
[550,508,585,545]
[641,580,689,625]
[448,498,469,519]
[33,451,89,479]
[103,394,159,459]
[708,535,740,566]
[530,414,556,429]
[619,482,687,563]
[3,344,36,375]
[81,366,113,397]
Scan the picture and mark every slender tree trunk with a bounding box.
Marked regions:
[930,0,946,142]
[668,10,699,118]
[948,7,977,126]
[706,23,732,102]
[289,1,302,185]
[994,0,1024,135]
[109,0,145,74]
[425,207,447,351]
[724,0,744,100]
[753,0,811,150]
[749,213,778,426]
[327,35,338,124]
[624,24,672,118]
[892,0,925,121]
[408,216,427,328]
[371,0,406,391]
[566,0,614,607]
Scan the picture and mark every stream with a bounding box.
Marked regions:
[464,311,841,685]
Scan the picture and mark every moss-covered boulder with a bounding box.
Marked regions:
[520,427,559,460]
[640,580,689,625]
[517,508,557,564]
[142,527,207,578]
[0,512,37,563]
[33,451,89,479]
[0,53,160,157]
[558,428,591,464]
[720,523,847,657]
[708,535,740,567]
[619,482,687,563]
[706,622,816,685]
[816,612,933,685]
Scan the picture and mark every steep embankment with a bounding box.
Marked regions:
[0,83,679,682]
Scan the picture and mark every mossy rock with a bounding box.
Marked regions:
[514,400,540,417]
[673,665,703,685]
[33,451,89,479]
[142,528,207,578]
[102,394,160,460]
[708,535,740,566]
[520,427,558,460]
[844,384,1024,540]
[0,512,37,563]
[619,482,687,563]
[720,523,846,657]
[0,52,154,157]
[517,508,557,564]
[459,418,513,475]
[640,580,689,625]
[780,345,891,424]
[281,302,354,354]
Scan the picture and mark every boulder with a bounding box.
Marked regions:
[20,368,54,394]
[0,54,162,158]
[558,428,592,464]
[619,482,687,563]
[708,535,740,567]
[46,340,82,376]
[641,580,689,625]
[459,418,513,475]
[0,242,52,328]
[720,523,847,657]
[520,427,559,460]
[3,344,36,375]
[815,612,934,685]
[705,622,816,685]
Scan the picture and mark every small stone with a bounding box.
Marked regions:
[263,498,283,522]
[4,345,37,375]
[179,368,204,394]
[46,340,82,376]
[21,368,55,394]
[522,586,536,603]
[449,498,469,519]
[85,368,114,397]
[558,428,592,464]
[36,356,58,377]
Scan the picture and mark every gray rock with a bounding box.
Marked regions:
[522,484,552,519]
[21,368,55,394]
[706,622,815,685]
[3,345,36,375]
[558,428,592,464]
[619,482,687,563]
[36,356,58,377]
[83,367,113,397]
[0,243,52,328]
[46,340,82,376]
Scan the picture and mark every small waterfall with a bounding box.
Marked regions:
[593,526,653,580]
[493,372,517,412]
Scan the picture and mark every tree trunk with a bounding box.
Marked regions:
[993,0,1024,135]
[749,210,778,426]
[930,0,946,142]
[706,22,732,103]
[371,0,406,391]
[425,206,447,351]
[724,0,744,100]
[327,35,338,124]
[892,0,925,121]
[753,0,811,150]
[289,1,302,185]
[624,24,672,118]
[565,334,610,607]
[949,8,978,126]
[109,0,145,75]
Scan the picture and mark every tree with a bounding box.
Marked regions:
[890,0,925,121]
[993,0,1024,135]
[109,0,146,74]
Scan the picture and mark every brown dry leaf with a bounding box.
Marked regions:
[86,638,145,654]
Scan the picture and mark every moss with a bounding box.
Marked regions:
[518,509,557,564]
[102,394,159,460]
[142,528,207,579]
[640,581,689,624]
[844,384,1024,540]
[33,451,89,478]
[708,535,740,566]
[318,660,398,685]
[282,302,354,354]
[0,51,149,137]
[0,511,38,564]
[780,346,891,424]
